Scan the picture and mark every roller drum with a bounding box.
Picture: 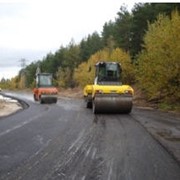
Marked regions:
[41,97,57,104]
[93,94,133,114]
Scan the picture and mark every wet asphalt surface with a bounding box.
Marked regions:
[0,93,180,180]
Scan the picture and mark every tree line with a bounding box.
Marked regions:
[1,3,180,109]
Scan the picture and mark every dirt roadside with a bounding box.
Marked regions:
[0,94,22,117]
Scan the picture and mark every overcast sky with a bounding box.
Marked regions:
[0,0,137,80]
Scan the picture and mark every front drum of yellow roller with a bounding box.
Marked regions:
[92,94,133,114]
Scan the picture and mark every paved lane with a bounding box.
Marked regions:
[0,95,180,180]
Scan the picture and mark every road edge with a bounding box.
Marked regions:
[0,92,29,118]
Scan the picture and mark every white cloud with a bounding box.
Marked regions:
[0,66,21,80]
[0,0,135,79]
[0,0,133,50]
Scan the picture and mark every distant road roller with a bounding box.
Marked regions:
[83,61,134,114]
[33,73,58,104]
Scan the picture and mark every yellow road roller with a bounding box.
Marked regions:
[83,61,134,114]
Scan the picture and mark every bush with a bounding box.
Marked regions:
[137,11,180,103]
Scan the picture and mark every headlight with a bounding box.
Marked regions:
[95,89,103,94]
[124,90,133,95]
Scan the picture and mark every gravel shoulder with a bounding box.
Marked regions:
[0,94,22,117]
[132,107,180,163]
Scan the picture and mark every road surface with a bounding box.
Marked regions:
[0,93,180,180]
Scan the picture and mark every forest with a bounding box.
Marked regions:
[1,3,180,110]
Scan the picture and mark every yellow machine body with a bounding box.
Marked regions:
[83,61,134,114]
[84,84,134,114]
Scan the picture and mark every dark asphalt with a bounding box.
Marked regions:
[0,94,180,180]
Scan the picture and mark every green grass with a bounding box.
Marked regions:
[158,102,180,112]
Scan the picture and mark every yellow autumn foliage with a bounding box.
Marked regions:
[74,48,135,87]
[137,11,180,103]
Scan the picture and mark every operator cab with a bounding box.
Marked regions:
[95,62,122,85]
[36,73,53,88]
